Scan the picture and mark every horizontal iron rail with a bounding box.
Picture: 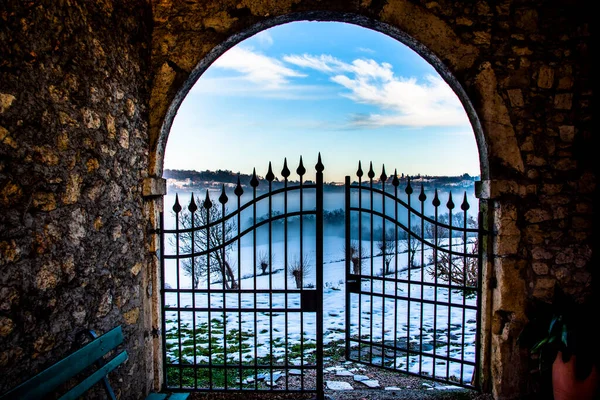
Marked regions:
[347,274,480,293]
[349,205,479,235]
[162,184,317,234]
[162,210,318,258]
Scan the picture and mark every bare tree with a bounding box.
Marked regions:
[376,229,396,275]
[344,241,366,275]
[399,224,423,269]
[258,250,273,275]
[427,215,479,289]
[288,253,311,289]
[173,196,238,289]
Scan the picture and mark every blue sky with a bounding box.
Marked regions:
[164,21,480,183]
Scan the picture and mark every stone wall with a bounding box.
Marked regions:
[0,1,153,397]
[0,0,594,399]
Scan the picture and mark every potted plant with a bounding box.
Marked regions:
[518,284,599,400]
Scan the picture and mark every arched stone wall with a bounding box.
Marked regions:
[148,1,593,399]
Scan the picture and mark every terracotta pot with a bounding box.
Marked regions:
[552,351,599,400]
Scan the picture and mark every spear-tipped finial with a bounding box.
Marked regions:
[392,169,399,187]
[281,158,290,178]
[203,190,213,209]
[380,165,387,183]
[356,161,363,178]
[405,177,413,195]
[173,193,182,213]
[461,192,470,211]
[432,189,441,207]
[250,168,259,188]
[188,193,198,212]
[234,174,244,197]
[265,161,275,182]
[315,152,324,172]
[446,192,455,210]
[219,184,228,204]
[296,156,306,177]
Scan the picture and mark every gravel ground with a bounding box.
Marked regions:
[185,358,494,400]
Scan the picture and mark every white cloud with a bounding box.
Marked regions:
[254,30,274,47]
[210,46,305,89]
[284,53,469,128]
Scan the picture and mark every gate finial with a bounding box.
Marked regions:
[392,169,399,187]
[356,161,363,178]
[419,184,427,202]
[234,174,244,197]
[405,177,413,195]
[315,153,324,172]
[380,165,387,183]
[367,162,375,179]
[203,190,213,209]
[281,158,290,178]
[432,189,441,207]
[250,168,259,188]
[446,192,455,210]
[266,162,275,182]
[296,156,306,177]
[461,192,470,211]
[219,184,228,204]
[173,193,182,213]
[188,193,198,212]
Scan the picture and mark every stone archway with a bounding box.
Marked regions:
[146,3,533,399]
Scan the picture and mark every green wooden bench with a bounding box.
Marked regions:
[0,326,189,400]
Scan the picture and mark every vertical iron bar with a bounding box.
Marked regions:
[298,166,304,391]
[357,165,363,362]
[189,195,198,389]
[368,167,374,365]
[461,197,468,384]
[432,194,439,380]
[344,176,351,360]
[393,177,399,370]
[268,167,274,391]
[419,190,426,375]
[405,183,412,370]
[315,156,324,400]
[380,169,386,368]
[446,194,453,381]
[159,210,168,389]
[252,177,258,390]
[474,210,484,389]
[236,178,243,389]
[221,192,228,390]
[282,161,289,391]
[206,200,213,390]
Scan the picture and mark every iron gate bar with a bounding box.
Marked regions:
[344,162,482,389]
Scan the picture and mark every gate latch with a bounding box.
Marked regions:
[301,290,317,312]
[347,278,360,294]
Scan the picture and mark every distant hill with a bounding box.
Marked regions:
[164,168,478,193]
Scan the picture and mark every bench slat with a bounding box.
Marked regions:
[145,393,168,400]
[167,393,190,399]
[0,326,124,400]
[58,350,128,400]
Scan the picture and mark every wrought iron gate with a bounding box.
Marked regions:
[344,162,482,389]
[159,156,482,396]
[159,156,324,397]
